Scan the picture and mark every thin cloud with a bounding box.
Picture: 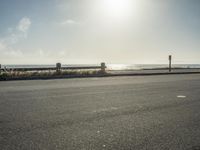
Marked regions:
[36,49,45,57]
[0,42,6,51]
[17,17,31,33]
[4,49,23,57]
[0,17,32,61]
[1,17,32,45]
[60,19,80,26]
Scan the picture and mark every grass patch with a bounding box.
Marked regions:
[0,70,106,80]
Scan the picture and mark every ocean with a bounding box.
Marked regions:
[1,64,200,70]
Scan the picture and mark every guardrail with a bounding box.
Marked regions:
[0,63,107,73]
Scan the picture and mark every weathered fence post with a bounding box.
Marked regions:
[169,55,172,72]
[101,62,106,73]
[56,63,61,73]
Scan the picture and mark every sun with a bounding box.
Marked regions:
[101,0,136,18]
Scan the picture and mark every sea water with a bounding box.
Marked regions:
[1,64,200,70]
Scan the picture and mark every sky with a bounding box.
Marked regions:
[0,0,200,64]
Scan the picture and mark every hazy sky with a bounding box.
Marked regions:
[0,0,200,64]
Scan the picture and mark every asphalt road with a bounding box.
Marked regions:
[1,74,200,150]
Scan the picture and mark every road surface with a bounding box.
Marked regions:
[1,74,200,150]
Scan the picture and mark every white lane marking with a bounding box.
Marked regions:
[177,95,186,98]
[92,107,118,113]
[110,107,118,110]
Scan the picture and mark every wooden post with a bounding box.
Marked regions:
[56,63,61,73]
[169,55,172,72]
[101,62,106,73]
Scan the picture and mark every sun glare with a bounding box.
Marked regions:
[101,0,137,18]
